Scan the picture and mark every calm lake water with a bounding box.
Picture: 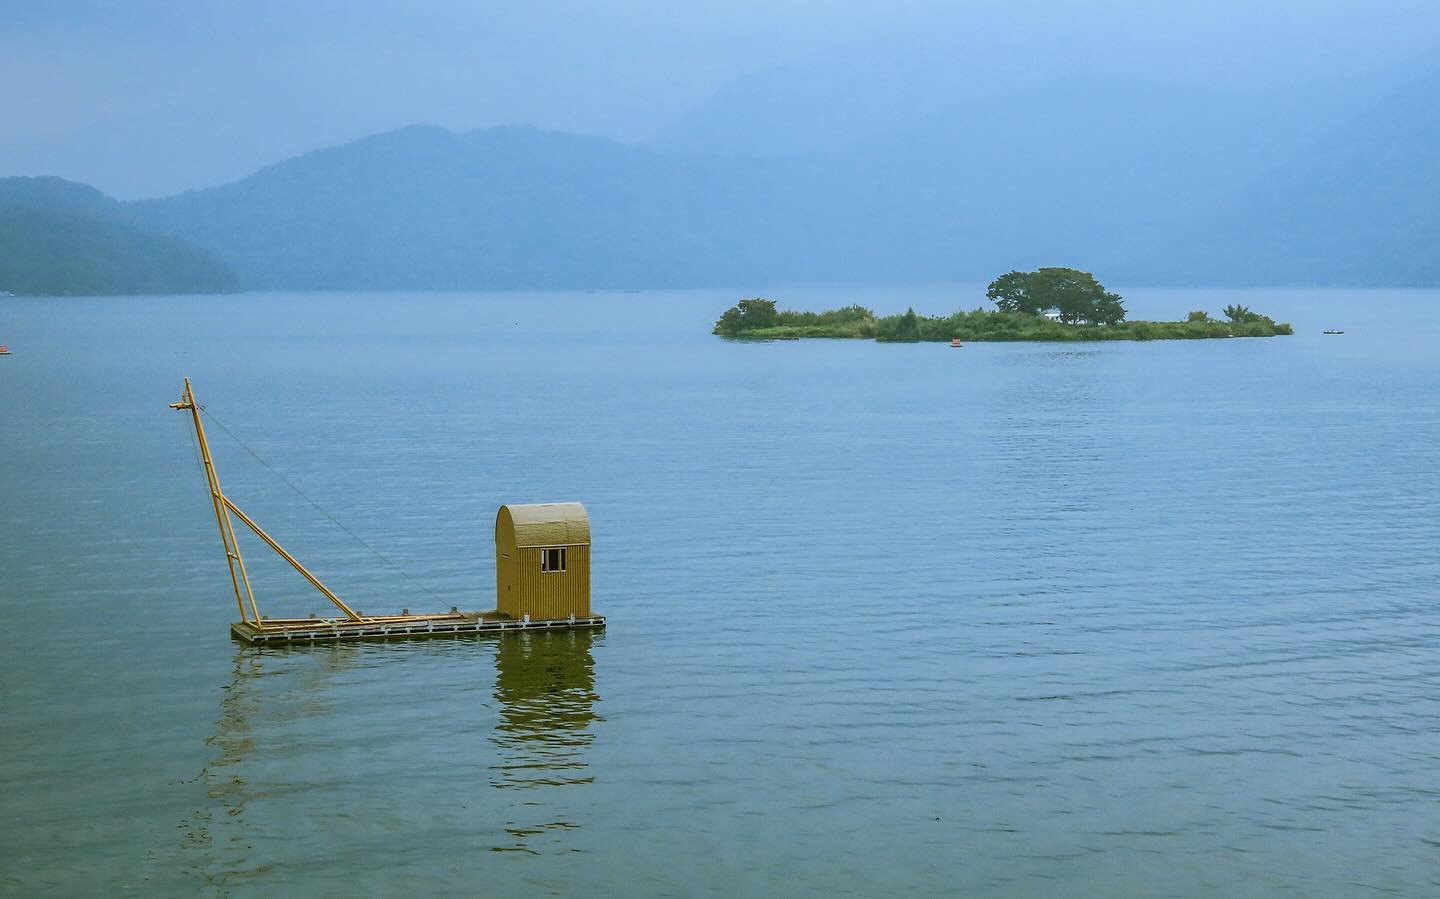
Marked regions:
[1,286,1438,896]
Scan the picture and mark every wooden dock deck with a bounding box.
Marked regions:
[230,611,605,645]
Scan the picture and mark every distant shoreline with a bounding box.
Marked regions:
[715,301,1295,343]
[729,319,1295,342]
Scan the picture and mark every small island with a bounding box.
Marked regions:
[714,268,1293,342]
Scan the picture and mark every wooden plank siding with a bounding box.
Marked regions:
[511,545,590,620]
[496,503,592,621]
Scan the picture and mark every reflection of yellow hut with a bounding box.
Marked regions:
[489,630,600,860]
[492,630,600,791]
[495,503,592,621]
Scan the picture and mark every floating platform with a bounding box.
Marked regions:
[231,610,605,645]
[169,379,608,649]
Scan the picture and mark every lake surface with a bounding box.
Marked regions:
[1,285,1438,896]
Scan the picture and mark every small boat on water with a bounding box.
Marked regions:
[950,338,963,348]
[1323,329,1345,335]
[0,345,10,355]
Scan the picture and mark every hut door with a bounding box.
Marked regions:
[498,552,515,615]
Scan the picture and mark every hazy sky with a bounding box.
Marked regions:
[4,0,1439,198]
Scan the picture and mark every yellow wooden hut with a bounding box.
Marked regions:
[495,503,592,621]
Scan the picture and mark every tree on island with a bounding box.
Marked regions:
[714,297,779,336]
[892,307,922,342]
[986,267,1125,325]
[1222,303,1264,323]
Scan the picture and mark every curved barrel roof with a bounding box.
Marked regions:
[497,502,591,547]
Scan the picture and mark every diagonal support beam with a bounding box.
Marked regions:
[220,495,364,621]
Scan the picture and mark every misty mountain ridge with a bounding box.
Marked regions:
[0,176,235,295]
[647,30,1386,157]
[132,125,781,289]
[1218,57,1440,286]
[6,59,1438,293]
[128,64,1438,290]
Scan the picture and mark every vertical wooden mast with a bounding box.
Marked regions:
[171,378,363,624]
[171,378,261,624]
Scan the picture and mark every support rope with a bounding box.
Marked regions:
[199,407,446,605]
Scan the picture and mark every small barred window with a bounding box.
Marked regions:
[541,547,566,572]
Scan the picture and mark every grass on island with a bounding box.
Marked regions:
[715,302,1294,343]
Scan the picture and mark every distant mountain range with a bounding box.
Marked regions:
[1217,63,1440,287]
[131,126,767,290]
[2,61,1437,294]
[0,178,235,296]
